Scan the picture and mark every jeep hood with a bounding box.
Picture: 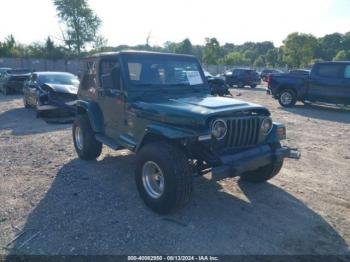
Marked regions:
[132,95,270,126]
[43,83,78,94]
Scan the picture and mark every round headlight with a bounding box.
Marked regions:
[211,119,227,140]
[261,117,273,134]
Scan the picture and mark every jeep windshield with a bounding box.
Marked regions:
[123,55,207,90]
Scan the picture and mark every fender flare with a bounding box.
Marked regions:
[76,100,104,133]
[135,123,197,152]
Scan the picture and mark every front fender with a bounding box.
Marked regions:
[76,100,104,133]
[135,123,199,152]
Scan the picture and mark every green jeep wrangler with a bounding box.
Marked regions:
[73,51,300,214]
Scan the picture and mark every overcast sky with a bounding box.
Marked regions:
[1,0,349,47]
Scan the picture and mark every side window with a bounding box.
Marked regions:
[344,65,350,79]
[100,60,120,90]
[128,63,142,80]
[81,61,97,90]
[316,64,343,78]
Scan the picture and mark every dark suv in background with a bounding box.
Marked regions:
[260,69,283,82]
[224,68,260,88]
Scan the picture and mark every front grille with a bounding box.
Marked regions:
[49,92,77,103]
[224,117,261,148]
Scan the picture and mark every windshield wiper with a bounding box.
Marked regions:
[135,83,160,87]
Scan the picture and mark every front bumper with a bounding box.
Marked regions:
[212,144,300,177]
[37,92,77,113]
[37,100,77,111]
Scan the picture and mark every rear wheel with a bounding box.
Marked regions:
[278,89,297,107]
[72,114,102,160]
[135,141,193,214]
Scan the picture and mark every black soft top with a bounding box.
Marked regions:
[86,50,197,60]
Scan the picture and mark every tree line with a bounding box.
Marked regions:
[0,0,349,69]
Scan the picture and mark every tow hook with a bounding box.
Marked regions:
[287,148,301,159]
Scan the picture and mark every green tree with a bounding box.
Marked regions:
[173,38,193,55]
[282,32,318,68]
[343,32,350,51]
[243,49,258,64]
[45,37,57,59]
[220,51,249,66]
[0,35,16,57]
[265,48,278,67]
[202,38,221,65]
[317,33,344,61]
[53,0,101,55]
[255,41,274,55]
[253,55,265,67]
[333,50,348,61]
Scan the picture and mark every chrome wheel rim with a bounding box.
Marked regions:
[142,161,165,199]
[75,126,84,150]
[280,92,292,105]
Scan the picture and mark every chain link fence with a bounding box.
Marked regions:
[0,58,81,75]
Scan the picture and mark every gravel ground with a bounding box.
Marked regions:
[0,87,350,255]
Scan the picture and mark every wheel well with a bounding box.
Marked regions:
[278,87,296,96]
[137,133,183,152]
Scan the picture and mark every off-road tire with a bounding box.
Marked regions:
[278,89,297,107]
[135,142,193,214]
[23,96,30,108]
[240,143,284,183]
[72,114,102,160]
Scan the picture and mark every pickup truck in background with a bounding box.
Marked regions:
[267,62,350,107]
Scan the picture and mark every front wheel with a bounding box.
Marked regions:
[23,96,30,108]
[135,142,193,214]
[250,84,257,88]
[278,89,297,107]
[72,114,102,160]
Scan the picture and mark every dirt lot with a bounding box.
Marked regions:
[0,87,350,255]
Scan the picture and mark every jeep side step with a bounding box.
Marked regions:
[95,134,122,150]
